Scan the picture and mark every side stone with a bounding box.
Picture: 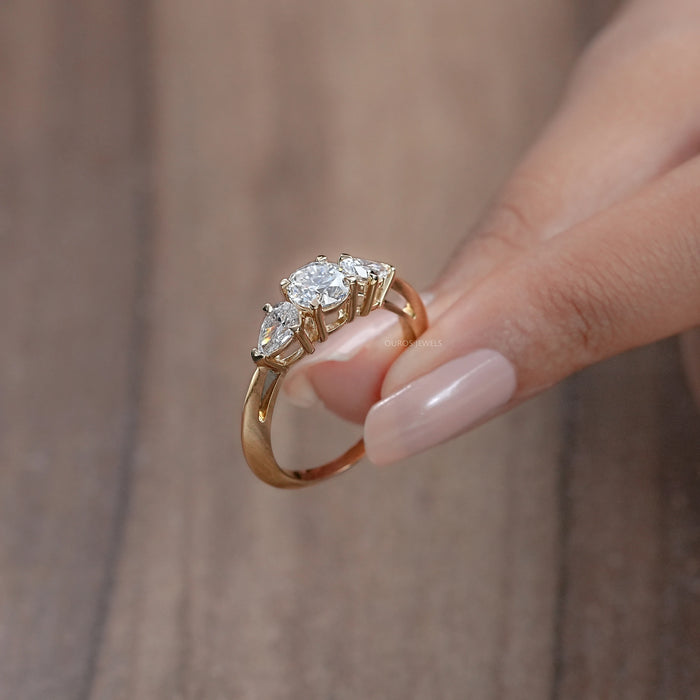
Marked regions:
[257,301,301,356]
[338,256,391,282]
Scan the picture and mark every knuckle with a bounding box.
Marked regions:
[473,177,553,256]
[490,198,538,249]
[530,255,621,359]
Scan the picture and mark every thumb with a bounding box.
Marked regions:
[365,157,700,465]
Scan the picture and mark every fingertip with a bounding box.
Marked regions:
[284,371,320,409]
[308,345,395,424]
[363,399,406,466]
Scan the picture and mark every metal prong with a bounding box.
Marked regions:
[310,298,327,341]
[262,303,273,313]
[294,327,315,354]
[360,272,379,316]
[316,254,327,262]
[279,278,290,298]
[345,276,358,322]
[339,252,352,261]
[384,265,396,290]
[252,348,285,372]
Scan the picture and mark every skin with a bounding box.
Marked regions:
[285,0,700,455]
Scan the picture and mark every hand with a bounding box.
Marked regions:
[285,0,700,465]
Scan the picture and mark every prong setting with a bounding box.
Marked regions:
[310,297,327,342]
[345,276,358,322]
[294,327,315,354]
[360,271,380,316]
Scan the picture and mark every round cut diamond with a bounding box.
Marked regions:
[339,256,391,282]
[257,302,301,357]
[287,261,350,310]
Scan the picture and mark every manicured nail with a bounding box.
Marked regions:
[283,292,434,408]
[364,349,517,465]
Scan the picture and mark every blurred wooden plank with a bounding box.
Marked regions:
[0,2,148,698]
[556,342,700,698]
[655,351,700,698]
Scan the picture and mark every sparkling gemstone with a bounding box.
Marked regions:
[287,261,350,310]
[338,256,391,282]
[257,302,301,356]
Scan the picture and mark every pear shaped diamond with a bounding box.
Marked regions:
[257,302,301,357]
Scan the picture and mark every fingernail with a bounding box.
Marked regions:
[364,349,517,465]
[283,291,434,408]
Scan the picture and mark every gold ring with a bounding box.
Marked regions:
[241,254,428,488]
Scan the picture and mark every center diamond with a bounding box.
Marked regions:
[287,261,350,310]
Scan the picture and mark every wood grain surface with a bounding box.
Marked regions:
[1,1,698,699]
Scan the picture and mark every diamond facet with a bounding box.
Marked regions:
[257,301,301,357]
[339,256,391,282]
[287,261,350,310]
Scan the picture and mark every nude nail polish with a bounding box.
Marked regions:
[363,349,517,465]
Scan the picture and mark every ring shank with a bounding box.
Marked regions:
[241,277,427,488]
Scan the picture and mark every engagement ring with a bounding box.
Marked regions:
[241,254,427,488]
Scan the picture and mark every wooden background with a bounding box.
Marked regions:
[2,1,699,698]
